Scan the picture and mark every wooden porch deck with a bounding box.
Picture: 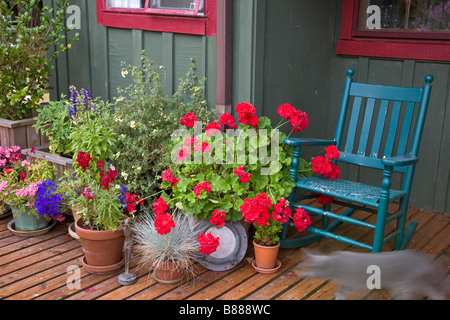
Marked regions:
[1,200,449,302]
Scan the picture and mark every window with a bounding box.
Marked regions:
[96,0,216,36]
[337,0,450,61]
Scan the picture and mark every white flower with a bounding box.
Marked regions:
[115,185,121,189]
[115,152,121,159]
[121,172,128,181]
[114,116,123,122]
[130,121,136,128]
[121,70,128,78]
[110,164,116,170]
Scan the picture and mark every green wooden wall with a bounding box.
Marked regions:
[44,0,216,106]
[234,0,449,213]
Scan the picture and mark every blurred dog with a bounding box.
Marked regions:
[294,249,448,300]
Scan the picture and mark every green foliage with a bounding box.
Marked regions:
[0,0,78,120]
[111,51,214,199]
[33,97,73,157]
[34,87,117,162]
[160,114,297,223]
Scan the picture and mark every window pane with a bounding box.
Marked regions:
[106,0,145,8]
[151,0,204,13]
[357,0,450,33]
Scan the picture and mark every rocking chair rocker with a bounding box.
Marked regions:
[281,69,433,252]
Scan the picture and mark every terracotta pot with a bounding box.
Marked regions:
[75,219,125,271]
[153,260,184,284]
[253,239,280,269]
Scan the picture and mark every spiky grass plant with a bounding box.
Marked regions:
[132,208,200,278]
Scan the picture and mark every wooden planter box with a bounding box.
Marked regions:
[21,146,74,178]
[0,117,49,149]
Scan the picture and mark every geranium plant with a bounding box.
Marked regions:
[0,155,65,221]
[62,151,143,231]
[158,102,310,223]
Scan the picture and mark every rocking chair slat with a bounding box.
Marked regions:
[358,97,375,156]
[397,102,415,156]
[370,99,389,158]
[384,100,402,158]
[344,96,363,153]
[281,69,433,252]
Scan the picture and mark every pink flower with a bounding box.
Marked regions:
[177,147,191,162]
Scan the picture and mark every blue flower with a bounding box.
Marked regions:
[35,180,68,217]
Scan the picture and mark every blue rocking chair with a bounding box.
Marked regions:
[280,69,433,252]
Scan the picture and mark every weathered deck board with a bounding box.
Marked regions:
[0,203,448,301]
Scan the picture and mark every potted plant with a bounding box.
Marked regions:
[132,208,203,284]
[0,0,78,148]
[0,156,65,235]
[242,195,312,272]
[64,150,143,273]
[156,102,310,262]
[30,87,116,177]
[0,145,22,218]
[111,51,214,200]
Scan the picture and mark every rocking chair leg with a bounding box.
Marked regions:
[394,197,409,250]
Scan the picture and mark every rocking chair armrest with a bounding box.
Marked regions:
[381,154,419,167]
[284,138,336,147]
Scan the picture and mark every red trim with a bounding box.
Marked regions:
[338,0,450,62]
[96,0,216,36]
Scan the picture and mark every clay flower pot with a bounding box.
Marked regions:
[153,260,184,284]
[75,219,125,273]
[252,240,281,273]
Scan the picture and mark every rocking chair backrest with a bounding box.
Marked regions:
[334,69,433,177]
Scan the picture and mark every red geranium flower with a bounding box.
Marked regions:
[193,181,212,199]
[317,194,335,206]
[240,192,272,226]
[161,168,180,188]
[277,103,296,120]
[293,208,311,232]
[325,145,340,160]
[219,113,238,129]
[198,231,220,255]
[289,109,308,133]
[205,121,222,135]
[153,197,168,215]
[272,198,292,224]
[210,209,226,228]
[236,102,258,127]
[180,112,198,128]
[154,213,175,235]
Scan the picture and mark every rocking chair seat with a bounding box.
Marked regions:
[296,175,408,208]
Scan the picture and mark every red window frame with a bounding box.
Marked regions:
[336,0,450,61]
[96,0,216,36]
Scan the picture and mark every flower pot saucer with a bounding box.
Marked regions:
[7,219,56,237]
[68,222,80,241]
[252,259,282,274]
[81,256,125,274]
